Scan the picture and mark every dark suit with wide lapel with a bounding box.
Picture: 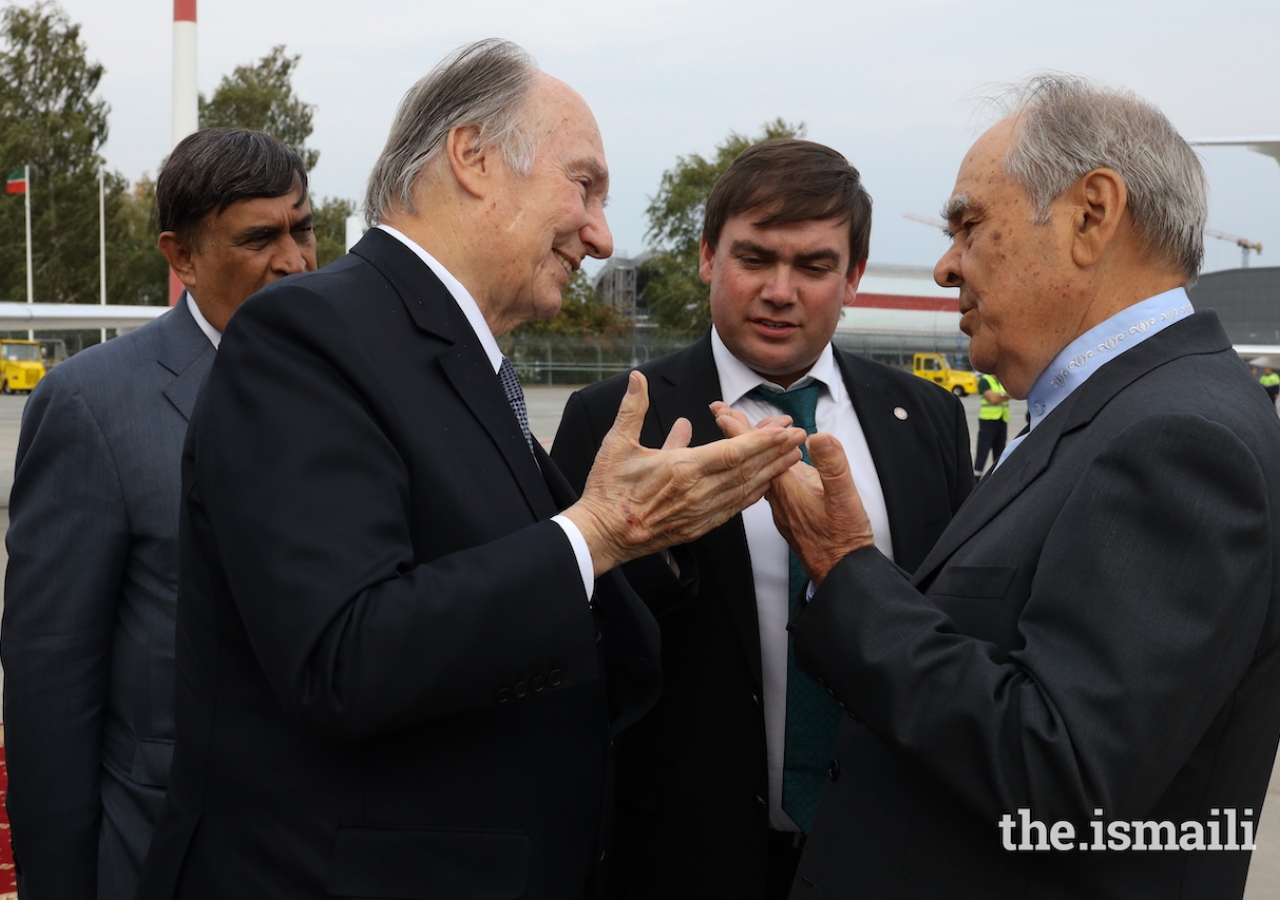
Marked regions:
[790,311,1280,899]
[551,332,973,899]
[135,229,660,899]
[4,298,214,900]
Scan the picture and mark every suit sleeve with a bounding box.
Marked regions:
[946,390,976,513]
[189,288,603,741]
[552,387,698,617]
[2,373,130,898]
[794,413,1271,823]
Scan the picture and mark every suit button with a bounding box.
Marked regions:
[751,692,761,708]
[548,669,563,687]
[496,688,512,704]
[828,758,841,781]
[755,795,767,812]
[532,675,546,693]
[514,681,529,698]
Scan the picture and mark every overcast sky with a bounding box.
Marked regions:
[41,0,1280,278]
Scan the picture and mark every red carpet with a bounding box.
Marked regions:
[0,727,16,897]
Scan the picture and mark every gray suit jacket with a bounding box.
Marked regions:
[789,311,1280,899]
[3,298,214,900]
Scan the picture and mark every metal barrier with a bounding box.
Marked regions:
[504,336,695,386]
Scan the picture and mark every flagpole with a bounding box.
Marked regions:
[100,170,107,343]
[25,163,33,340]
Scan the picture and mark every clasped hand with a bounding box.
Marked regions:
[710,401,875,585]
[563,372,807,577]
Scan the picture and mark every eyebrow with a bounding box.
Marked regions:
[233,213,313,245]
[571,158,610,203]
[728,239,842,266]
[941,193,981,228]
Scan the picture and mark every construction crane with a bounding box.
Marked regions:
[1205,228,1263,268]
[1189,137,1280,169]
[904,212,949,232]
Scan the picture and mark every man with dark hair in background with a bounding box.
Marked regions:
[2,128,316,900]
[552,139,974,899]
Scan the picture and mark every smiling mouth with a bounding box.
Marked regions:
[754,319,797,332]
[554,251,577,277]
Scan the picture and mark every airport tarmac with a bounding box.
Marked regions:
[0,385,1276,895]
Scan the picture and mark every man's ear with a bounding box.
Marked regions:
[158,231,197,290]
[843,259,868,308]
[698,237,715,285]
[445,125,492,199]
[1069,168,1127,268]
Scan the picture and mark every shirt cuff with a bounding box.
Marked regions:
[551,514,595,603]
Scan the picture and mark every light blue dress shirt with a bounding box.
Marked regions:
[994,287,1195,470]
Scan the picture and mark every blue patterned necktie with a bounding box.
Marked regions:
[747,382,843,834]
[498,357,534,452]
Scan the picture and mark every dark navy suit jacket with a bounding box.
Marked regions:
[3,298,214,900]
[552,334,974,899]
[791,312,1280,899]
[136,229,661,899]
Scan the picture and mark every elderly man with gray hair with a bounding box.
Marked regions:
[135,38,805,900]
[715,75,1280,899]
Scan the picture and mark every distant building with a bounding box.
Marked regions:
[834,264,969,366]
[594,252,654,325]
[1188,266,1280,346]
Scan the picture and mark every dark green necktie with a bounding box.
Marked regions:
[747,382,843,834]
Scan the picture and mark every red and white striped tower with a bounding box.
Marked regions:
[170,0,197,304]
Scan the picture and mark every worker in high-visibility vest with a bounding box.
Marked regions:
[1260,367,1279,408]
[974,372,1011,475]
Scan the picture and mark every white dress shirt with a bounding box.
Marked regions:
[186,292,221,349]
[375,224,595,602]
[711,327,894,831]
[996,287,1195,470]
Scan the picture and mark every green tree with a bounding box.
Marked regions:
[641,118,804,336]
[108,174,168,305]
[200,45,320,172]
[510,268,633,338]
[0,3,169,320]
[0,1,109,307]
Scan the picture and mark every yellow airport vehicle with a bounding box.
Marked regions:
[912,352,979,396]
[1,339,47,393]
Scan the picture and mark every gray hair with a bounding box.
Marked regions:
[364,39,540,227]
[995,74,1208,284]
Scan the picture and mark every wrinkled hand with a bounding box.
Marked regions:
[712,401,875,585]
[564,373,806,577]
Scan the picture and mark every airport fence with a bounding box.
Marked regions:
[503,334,696,386]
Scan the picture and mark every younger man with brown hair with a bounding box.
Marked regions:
[553,139,974,899]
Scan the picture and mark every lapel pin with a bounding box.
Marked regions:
[894,407,908,420]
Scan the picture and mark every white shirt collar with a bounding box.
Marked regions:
[376,223,503,373]
[710,326,843,405]
[185,292,221,349]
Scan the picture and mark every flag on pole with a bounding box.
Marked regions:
[6,169,26,194]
